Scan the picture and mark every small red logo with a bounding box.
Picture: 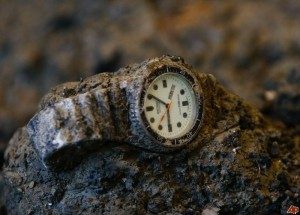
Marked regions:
[287,205,299,214]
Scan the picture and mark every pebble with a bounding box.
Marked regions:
[29,181,35,189]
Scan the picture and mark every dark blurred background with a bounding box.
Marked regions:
[1,0,300,177]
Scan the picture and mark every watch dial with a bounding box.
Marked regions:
[143,72,199,139]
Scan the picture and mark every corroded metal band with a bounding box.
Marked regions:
[27,75,131,167]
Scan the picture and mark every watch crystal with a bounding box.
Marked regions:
[143,72,199,139]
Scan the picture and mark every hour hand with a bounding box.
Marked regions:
[148,94,167,106]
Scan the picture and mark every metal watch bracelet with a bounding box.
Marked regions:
[27,56,216,169]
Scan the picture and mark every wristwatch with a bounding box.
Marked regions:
[27,55,208,169]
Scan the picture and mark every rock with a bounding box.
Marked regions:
[28,181,35,189]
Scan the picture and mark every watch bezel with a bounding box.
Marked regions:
[139,65,203,148]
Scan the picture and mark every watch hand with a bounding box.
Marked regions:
[164,85,175,131]
[158,101,172,126]
[158,84,176,129]
[148,94,167,106]
[167,106,172,132]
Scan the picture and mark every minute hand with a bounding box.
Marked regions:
[167,106,172,132]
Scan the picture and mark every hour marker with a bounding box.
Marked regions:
[177,122,181,127]
[150,118,155,123]
[168,124,172,132]
[183,112,187,118]
[180,89,185,95]
[163,80,167,88]
[182,101,189,106]
[153,84,158,90]
[158,125,163,130]
[147,94,152,100]
[146,106,154,111]
[168,84,175,99]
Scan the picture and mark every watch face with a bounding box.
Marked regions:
[140,66,203,147]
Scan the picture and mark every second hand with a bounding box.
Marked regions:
[158,101,172,127]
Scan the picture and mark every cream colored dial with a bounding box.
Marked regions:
[143,73,198,139]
